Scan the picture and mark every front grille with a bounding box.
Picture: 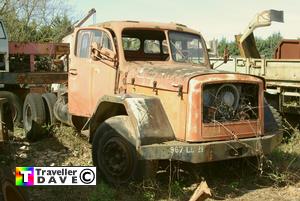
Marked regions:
[203,83,259,123]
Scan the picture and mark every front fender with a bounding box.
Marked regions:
[89,94,175,147]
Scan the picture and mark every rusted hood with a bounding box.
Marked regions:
[126,64,224,92]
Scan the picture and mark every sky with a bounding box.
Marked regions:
[68,0,300,41]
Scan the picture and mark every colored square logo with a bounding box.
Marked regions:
[16,167,34,186]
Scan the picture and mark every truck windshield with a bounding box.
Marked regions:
[169,31,205,64]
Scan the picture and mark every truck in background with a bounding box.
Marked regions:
[0,19,68,128]
[234,10,300,118]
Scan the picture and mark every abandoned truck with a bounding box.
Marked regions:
[235,10,300,116]
[23,21,282,183]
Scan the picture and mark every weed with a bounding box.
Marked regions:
[89,182,116,201]
[229,181,239,190]
[142,190,156,201]
[170,180,185,198]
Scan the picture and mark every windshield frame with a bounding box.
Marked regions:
[167,30,209,66]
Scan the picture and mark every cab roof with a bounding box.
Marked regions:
[91,20,201,35]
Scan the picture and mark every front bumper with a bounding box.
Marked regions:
[139,131,282,163]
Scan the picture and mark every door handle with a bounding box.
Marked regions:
[70,72,77,75]
[69,68,77,75]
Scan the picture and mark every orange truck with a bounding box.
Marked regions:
[19,20,283,184]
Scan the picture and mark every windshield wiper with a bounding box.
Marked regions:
[170,41,194,64]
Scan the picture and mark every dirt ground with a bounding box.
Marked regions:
[2,125,300,201]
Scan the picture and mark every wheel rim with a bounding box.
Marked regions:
[24,104,32,130]
[99,136,134,180]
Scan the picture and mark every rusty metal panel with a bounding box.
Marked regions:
[124,96,175,145]
[125,64,221,93]
[9,42,70,55]
[139,131,282,163]
[186,74,264,142]
[127,85,188,141]
[0,72,68,84]
[235,33,261,58]
[274,40,300,59]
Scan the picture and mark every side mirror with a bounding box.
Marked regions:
[223,45,229,64]
[206,40,218,57]
[91,42,117,64]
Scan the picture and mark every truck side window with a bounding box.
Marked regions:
[102,32,112,50]
[76,29,114,58]
[144,40,160,54]
[122,37,140,51]
[77,31,90,58]
[91,30,102,45]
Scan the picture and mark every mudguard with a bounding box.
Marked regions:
[89,94,175,147]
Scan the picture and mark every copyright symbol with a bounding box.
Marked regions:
[79,169,95,184]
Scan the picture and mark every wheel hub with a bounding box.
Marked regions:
[102,138,132,177]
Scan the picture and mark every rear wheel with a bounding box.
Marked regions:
[42,93,57,125]
[23,93,46,141]
[0,91,22,126]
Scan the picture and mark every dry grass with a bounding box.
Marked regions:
[2,124,299,201]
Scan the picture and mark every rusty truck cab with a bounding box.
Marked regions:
[69,21,268,143]
[64,20,282,184]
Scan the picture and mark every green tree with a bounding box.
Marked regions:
[217,32,282,59]
[217,38,239,57]
[256,32,282,58]
[0,0,73,42]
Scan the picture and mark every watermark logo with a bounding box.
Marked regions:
[16,167,96,186]
[16,167,34,186]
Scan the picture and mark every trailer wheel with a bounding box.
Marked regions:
[42,93,57,125]
[0,91,22,126]
[92,116,157,184]
[23,93,46,141]
[0,168,28,201]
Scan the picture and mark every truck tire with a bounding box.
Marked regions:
[42,93,57,125]
[0,91,22,126]
[23,93,46,141]
[264,100,282,132]
[0,167,28,201]
[269,105,282,129]
[92,116,157,184]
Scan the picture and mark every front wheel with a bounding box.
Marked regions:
[92,124,138,184]
[92,116,157,184]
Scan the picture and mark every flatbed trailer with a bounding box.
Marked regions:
[0,72,67,84]
[0,20,69,124]
[234,58,300,115]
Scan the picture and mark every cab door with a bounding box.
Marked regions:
[68,28,117,117]
[90,29,117,112]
